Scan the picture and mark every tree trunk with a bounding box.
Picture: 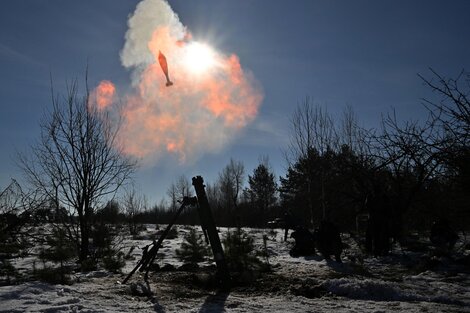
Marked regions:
[79,220,89,262]
[78,203,91,262]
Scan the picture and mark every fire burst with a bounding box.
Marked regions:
[92,80,115,111]
[92,0,263,164]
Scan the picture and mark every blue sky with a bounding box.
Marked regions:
[1,0,470,205]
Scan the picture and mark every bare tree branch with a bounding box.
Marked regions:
[18,78,137,261]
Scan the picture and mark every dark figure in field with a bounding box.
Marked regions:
[365,215,391,256]
[283,209,300,241]
[430,218,458,252]
[316,220,343,262]
[365,188,393,256]
[289,227,316,257]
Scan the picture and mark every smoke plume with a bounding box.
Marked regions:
[92,0,263,164]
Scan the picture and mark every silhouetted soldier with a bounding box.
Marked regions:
[430,218,458,252]
[289,226,316,257]
[316,220,343,262]
[365,187,392,256]
[283,209,299,241]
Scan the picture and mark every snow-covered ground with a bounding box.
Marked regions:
[1,225,469,312]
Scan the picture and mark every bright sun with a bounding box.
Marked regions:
[184,42,216,74]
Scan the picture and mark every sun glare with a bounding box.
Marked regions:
[184,42,216,74]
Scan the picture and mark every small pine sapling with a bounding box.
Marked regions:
[166,226,179,239]
[176,227,210,264]
[222,227,260,272]
[91,223,125,273]
[38,227,76,284]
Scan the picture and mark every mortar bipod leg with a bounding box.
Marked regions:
[123,197,197,284]
[142,200,189,276]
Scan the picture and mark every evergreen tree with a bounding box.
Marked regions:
[175,228,209,264]
[279,146,372,229]
[38,227,76,283]
[39,228,76,268]
[246,162,277,226]
[222,227,259,272]
[91,223,125,273]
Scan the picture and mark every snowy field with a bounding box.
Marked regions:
[1,225,469,312]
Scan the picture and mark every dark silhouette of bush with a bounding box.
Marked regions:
[222,227,260,272]
[0,259,20,285]
[38,227,76,284]
[102,251,126,273]
[90,223,125,273]
[175,227,210,264]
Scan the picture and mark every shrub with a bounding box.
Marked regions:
[33,266,72,285]
[175,228,210,264]
[91,223,113,258]
[0,231,24,285]
[0,237,22,257]
[39,228,76,264]
[166,226,178,239]
[0,259,20,285]
[80,258,97,272]
[152,225,179,241]
[130,224,147,239]
[38,227,76,283]
[222,227,260,272]
[102,251,125,273]
[90,223,125,273]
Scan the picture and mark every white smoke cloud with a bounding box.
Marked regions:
[93,0,263,165]
[120,0,185,73]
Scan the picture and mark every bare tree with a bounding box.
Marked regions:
[419,69,470,147]
[339,105,374,161]
[287,97,338,163]
[0,180,24,218]
[166,175,192,213]
[283,99,378,225]
[18,79,137,262]
[1,180,47,248]
[123,189,147,235]
[418,69,470,188]
[285,98,340,222]
[176,175,193,199]
[417,69,470,226]
[205,182,220,208]
[371,110,444,214]
[218,159,245,224]
[166,183,178,213]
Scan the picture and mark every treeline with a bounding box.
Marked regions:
[94,157,281,229]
